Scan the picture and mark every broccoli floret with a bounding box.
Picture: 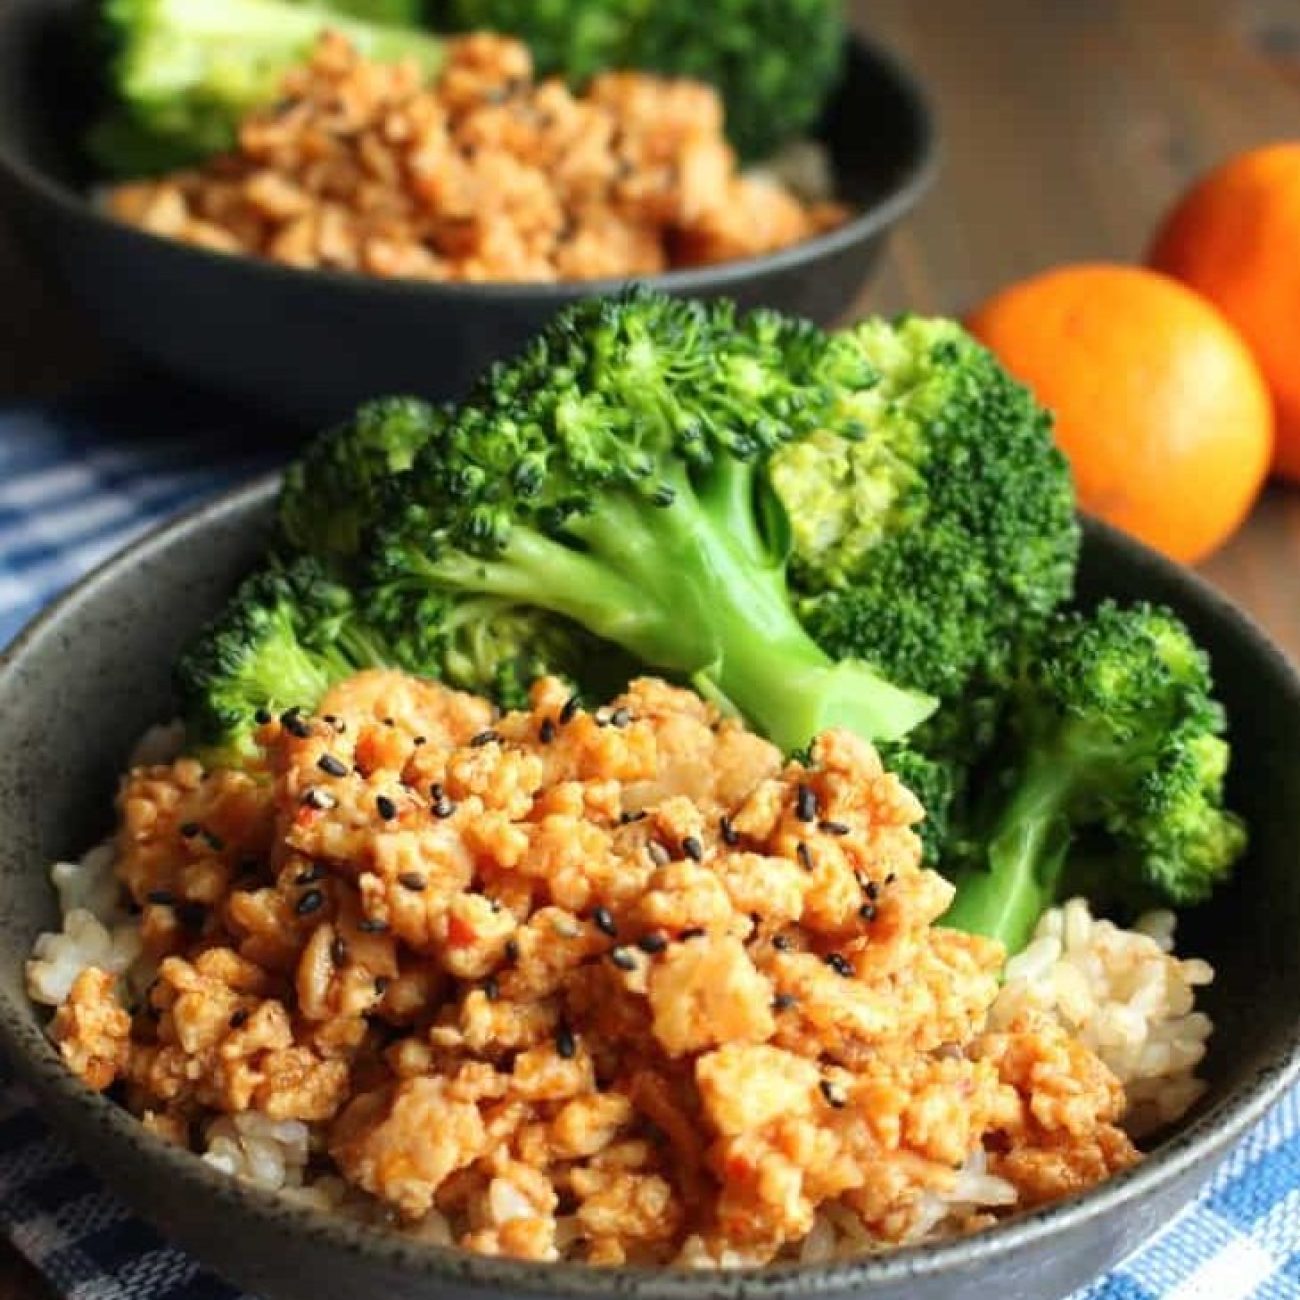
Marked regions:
[278,397,444,567]
[175,554,630,761]
[369,288,936,754]
[771,316,1079,707]
[767,317,1079,861]
[90,0,443,176]
[941,602,1246,954]
[436,0,845,160]
[173,557,392,763]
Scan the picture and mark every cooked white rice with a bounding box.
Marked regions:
[26,841,143,1008]
[203,1112,312,1191]
[989,897,1214,1139]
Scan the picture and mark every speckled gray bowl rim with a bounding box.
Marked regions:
[2,474,1298,1298]
[0,26,939,303]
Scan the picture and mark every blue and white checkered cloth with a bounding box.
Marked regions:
[1,388,1299,1300]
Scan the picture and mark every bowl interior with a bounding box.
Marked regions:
[0,486,1297,1300]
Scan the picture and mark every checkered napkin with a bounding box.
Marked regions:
[1,388,1299,1300]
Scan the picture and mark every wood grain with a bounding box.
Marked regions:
[2,1,1300,1293]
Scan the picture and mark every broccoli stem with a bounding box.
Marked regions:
[941,757,1074,952]
[413,473,935,751]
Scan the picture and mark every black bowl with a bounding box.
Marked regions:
[0,0,936,427]
[0,478,1298,1300]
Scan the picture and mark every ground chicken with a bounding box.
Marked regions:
[105,32,847,283]
[46,671,1141,1265]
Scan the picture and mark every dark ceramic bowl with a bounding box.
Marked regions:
[0,0,935,428]
[0,477,1298,1300]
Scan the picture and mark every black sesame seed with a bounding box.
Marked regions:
[383,717,395,728]
[864,880,880,900]
[398,872,426,892]
[413,735,427,746]
[620,809,647,825]
[609,707,631,728]
[282,708,312,739]
[797,842,813,871]
[483,976,500,1001]
[560,694,581,724]
[539,718,557,744]
[296,889,325,916]
[376,794,398,821]
[254,708,273,725]
[358,917,389,933]
[470,729,501,747]
[373,976,390,994]
[317,753,349,778]
[146,889,175,906]
[773,934,793,951]
[592,906,618,937]
[505,939,520,962]
[637,931,668,954]
[179,822,200,839]
[858,903,878,922]
[796,784,817,823]
[302,787,337,811]
[555,1022,577,1058]
[229,1008,250,1029]
[819,820,850,837]
[294,866,325,885]
[773,993,799,1011]
[719,815,739,846]
[679,927,706,941]
[609,946,637,971]
[324,714,338,726]
[682,836,703,862]
[885,872,897,885]
[178,902,207,931]
[203,830,225,852]
[819,1080,847,1109]
[825,952,854,977]
[647,841,670,866]
[330,936,349,966]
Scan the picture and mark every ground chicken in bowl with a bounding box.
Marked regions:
[28,671,1213,1267]
[105,32,847,284]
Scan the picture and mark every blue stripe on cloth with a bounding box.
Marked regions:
[0,382,282,650]
[1,386,1299,1299]
[1209,1134,1300,1228]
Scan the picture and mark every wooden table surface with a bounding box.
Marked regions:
[2,0,1300,1294]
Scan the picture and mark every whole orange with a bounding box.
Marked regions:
[967,263,1272,565]
[1149,143,1300,481]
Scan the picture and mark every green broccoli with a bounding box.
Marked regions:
[89,0,444,176]
[368,288,936,754]
[766,316,1079,861]
[436,0,845,160]
[173,558,390,764]
[941,601,1246,955]
[771,316,1079,712]
[278,396,444,569]
[175,553,632,761]
[178,390,643,758]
